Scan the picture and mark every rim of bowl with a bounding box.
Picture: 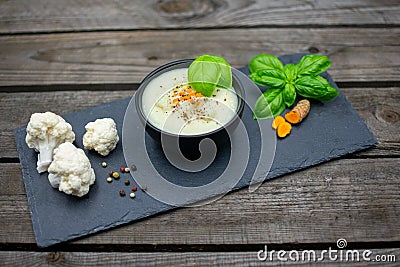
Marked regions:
[135,59,245,139]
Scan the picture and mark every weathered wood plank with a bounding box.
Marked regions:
[1,158,399,245]
[1,87,398,159]
[0,250,399,266]
[1,0,399,34]
[0,28,399,86]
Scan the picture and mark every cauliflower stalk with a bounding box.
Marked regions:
[48,142,95,197]
[25,112,75,173]
[83,118,119,156]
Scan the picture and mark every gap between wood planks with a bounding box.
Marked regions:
[1,241,400,253]
[1,24,400,37]
[1,81,400,93]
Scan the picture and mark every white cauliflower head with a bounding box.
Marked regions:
[25,112,75,173]
[48,142,95,197]
[83,118,119,156]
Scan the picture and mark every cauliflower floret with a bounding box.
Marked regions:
[83,118,119,156]
[25,112,75,173]
[48,142,95,197]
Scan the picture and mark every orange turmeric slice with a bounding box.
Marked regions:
[285,99,310,124]
[172,98,179,103]
[285,111,300,124]
[277,121,292,138]
[272,115,285,130]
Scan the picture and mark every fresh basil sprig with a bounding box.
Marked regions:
[249,54,339,120]
[188,55,232,97]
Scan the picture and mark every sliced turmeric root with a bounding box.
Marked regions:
[272,115,285,129]
[277,121,292,138]
[285,99,310,124]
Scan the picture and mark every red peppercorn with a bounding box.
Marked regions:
[120,166,125,172]
[132,186,137,192]
[108,171,113,177]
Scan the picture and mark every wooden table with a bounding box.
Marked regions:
[1,1,399,266]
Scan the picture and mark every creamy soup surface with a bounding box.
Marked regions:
[142,68,238,135]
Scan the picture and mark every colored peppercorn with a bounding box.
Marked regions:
[130,193,135,199]
[132,186,137,191]
[101,162,107,168]
[130,164,137,172]
[108,171,113,177]
[125,168,130,173]
[120,166,125,172]
[112,172,120,179]
[124,180,130,185]
[119,190,126,197]
[106,177,112,183]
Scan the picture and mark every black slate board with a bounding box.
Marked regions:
[14,54,377,247]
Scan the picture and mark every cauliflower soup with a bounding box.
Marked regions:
[142,68,239,135]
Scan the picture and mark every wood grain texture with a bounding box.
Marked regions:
[1,87,398,159]
[0,250,399,266]
[0,0,399,34]
[1,157,399,245]
[0,28,399,86]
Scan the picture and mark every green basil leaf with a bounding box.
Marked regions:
[211,55,232,89]
[249,54,283,73]
[283,83,296,107]
[188,55,222,97]
[283,63,297,82]
[295,75,339,101]
[249,69,286,88]
[253,88,286,120]
[296,55,331,76]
